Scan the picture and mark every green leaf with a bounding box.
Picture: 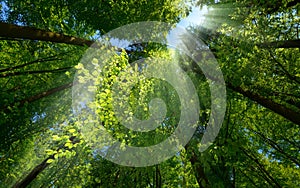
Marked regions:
[46,159,55,164]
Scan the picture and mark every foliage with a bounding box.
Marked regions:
[0,0,299,187]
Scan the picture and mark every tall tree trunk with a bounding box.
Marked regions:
[12,136,79,187]
[1,82,73,112]
[0,67,72,78]
[0,22,93,47]
[155,165,162,188]
[0,53,64,73]
[227,83,300,126]
[264,0,300,14]
[12,156,53,188]
[185,144,210,188]
[185,62,300,125]
[240,148,282,188]
[260,39,300,48]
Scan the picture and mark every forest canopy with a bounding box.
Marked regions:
[0,0,299,187]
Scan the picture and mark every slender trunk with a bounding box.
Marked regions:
[266,0,300,14]
[0,57,61,73]
[1,82,73,112]
[155,165,162,188]
[185,145,210,188]
[0,22,93,47]
[12,136,79,187]
[12,156,53,188]
[0,51,72,73]
[227,83,300,126]
[195,28,300,49]
[240,148,282,188]
[260,39,300,48]
[186,63,300,125]
[189,153,210,188]
[0,67,72,78]
[251,129,300,166]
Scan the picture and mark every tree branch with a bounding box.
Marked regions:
[0,67,72,78]
[1,82,73,112]
[241,148,282,188]
[251,129,300,166]
[0,51,73,73]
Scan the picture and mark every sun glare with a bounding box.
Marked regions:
[178,5,209,28]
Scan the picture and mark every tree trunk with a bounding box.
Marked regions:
[0,22,94,47]
[0,54,64,73]
[264,0,300,14]
[240,148,282,188]
[185,62,300,126]
[1,82,73,112]
[185,144,210,188]
[260,39,300,48]
[12,156,52,188]
[0,67,72,78]
[227,83,300,126]
[12,136,79,187]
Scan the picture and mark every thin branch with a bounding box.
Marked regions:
[237,169,257,187]
[269,51,300,85]
[241,148,282,188]
[251,129,300,166]
[0,51,73,73]
[1,82,73,112]
[0,67,72,78]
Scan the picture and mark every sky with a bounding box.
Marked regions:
[178,5,209,28]
[108,5,210,49]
